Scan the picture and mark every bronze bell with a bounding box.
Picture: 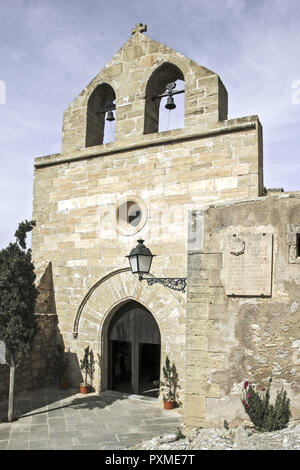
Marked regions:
[106,109,115,122]
[165,96,176,110]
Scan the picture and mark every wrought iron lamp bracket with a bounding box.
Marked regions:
[138,274,187,293]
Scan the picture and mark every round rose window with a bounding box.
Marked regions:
[115,197,147,235]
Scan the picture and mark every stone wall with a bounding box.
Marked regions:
[0,315,59,401]
[31,30,264,405]
[32,113,262,395]
[185,194,300,427]
[61,32,229,154]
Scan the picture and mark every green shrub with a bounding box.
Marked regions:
[80,346,95,386]
[160,356,180,403]
[241,378,291,432]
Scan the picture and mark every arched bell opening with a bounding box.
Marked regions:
[158,78,185,132]
[86,82,116,147]
[144,62,185,135]
[106,300,161,397]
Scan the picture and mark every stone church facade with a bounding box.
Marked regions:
[31,25,300,427]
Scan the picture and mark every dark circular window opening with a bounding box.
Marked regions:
[117,201,142,227]
[115,197,147,236]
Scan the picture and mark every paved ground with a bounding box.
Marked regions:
[0,386,183,450]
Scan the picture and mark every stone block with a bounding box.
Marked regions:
[186,317,219,337]
[186,335,208,350]
[215,176,238,191]
[186,302,209,319]
[208,269,223,287]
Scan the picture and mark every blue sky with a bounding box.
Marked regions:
[0,0,300,248]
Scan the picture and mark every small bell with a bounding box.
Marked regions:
[165,95,176,110]
[106,109,115,122]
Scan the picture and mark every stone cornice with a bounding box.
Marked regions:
[34,120,258,169]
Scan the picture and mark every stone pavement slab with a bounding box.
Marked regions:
[0,385,182,450]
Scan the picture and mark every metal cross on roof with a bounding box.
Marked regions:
[131,23,147,35]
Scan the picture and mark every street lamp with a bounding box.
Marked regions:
[126,239,187,293]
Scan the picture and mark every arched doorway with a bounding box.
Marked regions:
[107,300,161,397]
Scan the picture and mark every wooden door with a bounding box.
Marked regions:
[108,301,160,396]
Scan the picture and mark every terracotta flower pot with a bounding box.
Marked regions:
[163,400,175,410]
[80,384,91,394]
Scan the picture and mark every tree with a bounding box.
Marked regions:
[0,220,38,422]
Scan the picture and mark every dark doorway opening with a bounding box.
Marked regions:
[139,343,161,397]
[107,300,161,396]
[297,233,300,258]
[111,340,132,394]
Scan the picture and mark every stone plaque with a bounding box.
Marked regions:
[224,233,273,296]
[0,340,6,365]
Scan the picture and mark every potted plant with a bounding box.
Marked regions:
[160,356,180,409]
[80,346,95,394]
[53,344,69,389]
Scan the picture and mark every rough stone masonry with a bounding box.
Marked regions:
[29,25,299,427]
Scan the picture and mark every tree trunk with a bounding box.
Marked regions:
[8,360,16,422]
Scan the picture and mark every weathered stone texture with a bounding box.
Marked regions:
[30,29,275,425]
[32,31,263,404]
[0,315,59,401]
[186,195,300,427]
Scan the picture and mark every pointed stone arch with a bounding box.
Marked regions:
[72,268,186,393]
[86,82,116,147]
[103,299,161,396]
[144,61,185,135]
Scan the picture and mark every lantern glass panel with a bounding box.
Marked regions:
[138,255,152,274]
[129,255,138,273]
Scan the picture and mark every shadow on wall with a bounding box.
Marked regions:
[0,261,84,402]
[34,262,56,314]
[66,351,84,388]
[0,336,96,421]
[0,314,60,401]
[0,261,111,420]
